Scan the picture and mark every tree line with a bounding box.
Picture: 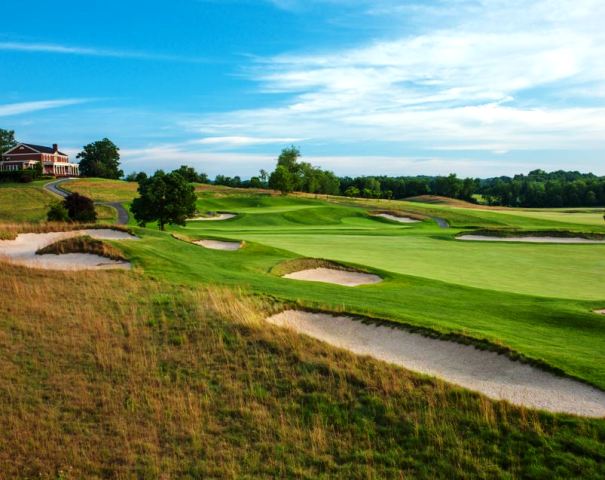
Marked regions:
[478,170,605,207]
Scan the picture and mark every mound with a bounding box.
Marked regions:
[266,310,605,417]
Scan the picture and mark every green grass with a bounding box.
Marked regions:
[2,266,604,478]
[44,182,605,390]
[2,181,605,476]
[0,181,56,221]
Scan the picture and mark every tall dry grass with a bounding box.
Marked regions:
[0,265,603,478]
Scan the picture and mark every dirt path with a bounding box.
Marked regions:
[266,310,605,417]
[44,178,130,225]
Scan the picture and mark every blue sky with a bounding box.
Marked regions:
[1,0,604,177]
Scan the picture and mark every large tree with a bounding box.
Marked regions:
[0,129,16,154]
[77,138,123,179]
[131,170,197,230]
[268,165,295,194]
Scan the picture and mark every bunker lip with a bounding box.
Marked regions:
[0,229,137,271]
[458,234,605,244]
[188,213,236,221]
[266,310,605,418]
[194,239,242,251]
[372,212,420,223]
[283,267,382,287]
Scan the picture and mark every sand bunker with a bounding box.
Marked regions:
[194,239,242,251]
[283,267,382,287]
[595,309,605,315]
[188,213,236,221]
[374,213,419,223]
[0,229,137,271]
[458,234,605,244]
[266,310,605,417]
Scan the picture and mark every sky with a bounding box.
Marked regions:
[1,0,605,178]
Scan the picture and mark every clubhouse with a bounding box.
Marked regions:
[1,143,79,177]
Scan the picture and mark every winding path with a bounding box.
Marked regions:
[432,217,449,228]
[44,178,129,225]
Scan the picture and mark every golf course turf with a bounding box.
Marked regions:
[1,179,605,477]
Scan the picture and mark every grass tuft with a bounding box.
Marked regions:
[36,235,127,261]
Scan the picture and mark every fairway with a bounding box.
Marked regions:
[170,193,605,300]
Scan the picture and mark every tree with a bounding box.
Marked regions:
[277,146,301,172]
[269,165,295,194]
[64,193,97,222]
[172,165,208,183]
[47,202,69,222]
[77,138,123,179]
[0,129,16,154]
[131,171,197,230]
[125,171,148,183]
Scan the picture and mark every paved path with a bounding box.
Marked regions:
[44,178,129,225]
[432,217,449,228]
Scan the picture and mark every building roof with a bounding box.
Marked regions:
[21,143,68,156]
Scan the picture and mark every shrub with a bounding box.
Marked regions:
[46,203,69,222]
[64,193,97,223]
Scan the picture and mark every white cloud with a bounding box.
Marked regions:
[190,0,605,155]
[191,136,303,147]
[0,99,89,117]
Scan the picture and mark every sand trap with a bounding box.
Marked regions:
[374,213,419,223]
[266,310,605,417]
[458,234,605,244]
[0,229,137,271]
[194,239,242,251]
[283,267,382,287]
[188,213,236,221]
[595,309,605,315]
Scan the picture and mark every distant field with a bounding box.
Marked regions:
[62,178,138,202]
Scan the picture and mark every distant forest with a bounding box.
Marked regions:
[207,168,605,208]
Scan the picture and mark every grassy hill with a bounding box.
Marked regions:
[1,178,605,477]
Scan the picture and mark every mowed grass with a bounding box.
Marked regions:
[1,264,605,478]
[48,181,605,389]
[62,177,138,202]
[0,181,55,221]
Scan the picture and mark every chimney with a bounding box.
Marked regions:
[53,144,58,153]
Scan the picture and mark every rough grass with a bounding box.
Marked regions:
[36,235,127,261]
[1,264,604,478]
[62,178,138,202]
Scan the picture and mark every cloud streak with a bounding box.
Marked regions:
[0,41,205,63]
[0,99,90,117]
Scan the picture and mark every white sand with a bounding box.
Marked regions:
[458,234,605,244]
[595,309,605,315]
[188,213,236,221]
[266,310,605,417]
[0,229,137,271]
[194,239,242,251]
[374,213,419,223]
[283,267,382,287]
